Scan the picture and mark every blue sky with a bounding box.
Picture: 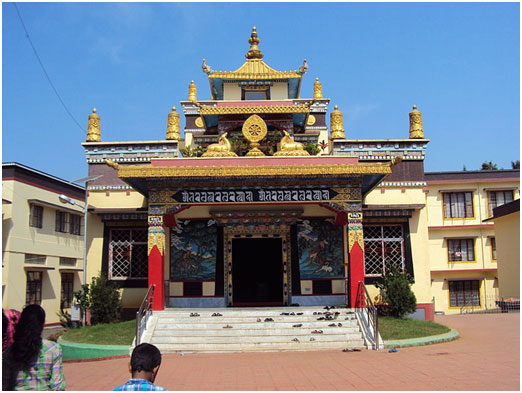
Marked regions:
[2,2,520,182]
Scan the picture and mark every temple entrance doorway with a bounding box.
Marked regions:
[232,238,283,306]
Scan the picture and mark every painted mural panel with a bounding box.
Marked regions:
[170,220,217,281]
[297,219,344,279]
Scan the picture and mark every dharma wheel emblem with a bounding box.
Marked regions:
[242,114,267,156]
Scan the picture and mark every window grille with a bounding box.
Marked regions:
[55,211,68,233]
[24,254,46,265]
[59,257,76,266]
[488,190,514,217]
[448,239,475,262]
[26,271,42,305]
[61,273,74,308]
[29,204,43,228]
[491,238,497,260]
[443,192,474,218]
[69,214,82,235]
[109,229,148,280]
[449,280,480,307]
[363,225,405,277]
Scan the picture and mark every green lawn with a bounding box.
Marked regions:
[378,316,450,340]
[60,320,136,345]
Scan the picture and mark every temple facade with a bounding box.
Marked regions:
[81,27,435,319]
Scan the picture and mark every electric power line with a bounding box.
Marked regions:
[13,3,85,133]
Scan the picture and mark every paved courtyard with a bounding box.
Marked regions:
[63,313,519,391]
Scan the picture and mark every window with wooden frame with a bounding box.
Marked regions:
[55,211,68,233]
[241,86,270,100]
[60,273,74,308]
[449,280,480,307]
[69,214,82,235]
[443,192,474,219]
[29,204,43,228]
[491,238,497,261]
[26,271,42,305]
[108,228,148,280]
[447,238,475,262]
[487,190,514,217]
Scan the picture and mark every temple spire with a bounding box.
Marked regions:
[409,105,425,139]
[166,106,180,140]
[86,108,101,142]
[245,26,264,60]
[330,105,346,139]
[313,78,323,99]
[188,80,197,102]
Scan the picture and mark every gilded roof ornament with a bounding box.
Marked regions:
[274,130,310,156]
[86,108,101,142]
[330,105,346,139]
[105,160,120,170]
[313,77,323,99]
[245,26,264,60]
[166,106,180,141]
[242,114,268,156]
[298,59,308,75]
[188,80,197,102]
[202,132,238,157]
[201,59,213,75]
[409,105,425,139]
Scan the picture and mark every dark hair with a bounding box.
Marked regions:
[11,305,45,367]
[130,343,162,373]
[4,305,45,390]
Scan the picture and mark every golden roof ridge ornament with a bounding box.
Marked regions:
[313,77,323,99]
[86,108,101,142]
[330,105,346,139]
[188,80,197,102]
[245,26,264,60]
[409,105,425,139]
[166,106,180,140]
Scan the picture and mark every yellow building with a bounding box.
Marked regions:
[426,170,519,314]
[2,163,85,325]
[484,199,520,300]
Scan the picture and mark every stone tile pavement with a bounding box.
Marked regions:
[63,313,519,391]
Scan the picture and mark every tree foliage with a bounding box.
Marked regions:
[511,160,520,169]
[481,161,498,170]
[375,264,417,318]
[73,273,121,325]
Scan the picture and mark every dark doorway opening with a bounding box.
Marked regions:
[232,238,283,306]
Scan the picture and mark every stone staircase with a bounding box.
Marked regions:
[140,306,367,353]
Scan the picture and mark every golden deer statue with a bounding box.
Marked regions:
[202,132,238,157]
[274,130,310,156]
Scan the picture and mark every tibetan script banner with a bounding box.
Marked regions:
[171,188,339,204]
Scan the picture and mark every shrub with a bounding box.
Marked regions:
[375,263,417,318]
[304,143,321,156]
[88,274,121,325]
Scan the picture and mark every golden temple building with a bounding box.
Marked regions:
[79,26,519,326]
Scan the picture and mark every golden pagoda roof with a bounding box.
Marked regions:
[207,59,303,80]
[203,27,306,80]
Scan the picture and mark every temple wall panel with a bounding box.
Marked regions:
[271,82,288,100]
[365,187,426,206]
[408,209,432,304]
[223,83,241,100]
[87,190,147,209]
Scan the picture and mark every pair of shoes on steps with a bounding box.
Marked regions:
[311,329,323,334]
[293,323,302,328]
[211,312,222,317]
[264,318,274,322]
[190,313,200,317]
[222,324,233,328]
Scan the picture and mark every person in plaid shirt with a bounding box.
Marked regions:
[113,343,167,391]
[2,304,65,391]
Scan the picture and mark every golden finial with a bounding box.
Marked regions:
[188,80,197,102]
[330,105,346,139]
[313,77,323,99]
[86,108,101,142]
[245,26,264,60]
[166,106,180,141]
[409,104,425,139]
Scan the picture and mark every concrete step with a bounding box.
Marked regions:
[142,306,366,353]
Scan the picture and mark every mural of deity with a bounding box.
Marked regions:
[297,219,343,279]
[170,220,217,280]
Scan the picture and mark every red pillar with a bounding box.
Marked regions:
[349,242,365,308]
[148,244,165,311]
[148,223,165,311]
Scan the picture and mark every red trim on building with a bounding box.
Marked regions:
[431,268,497,274]
[151,156,359,167]
[429,224,494,230]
